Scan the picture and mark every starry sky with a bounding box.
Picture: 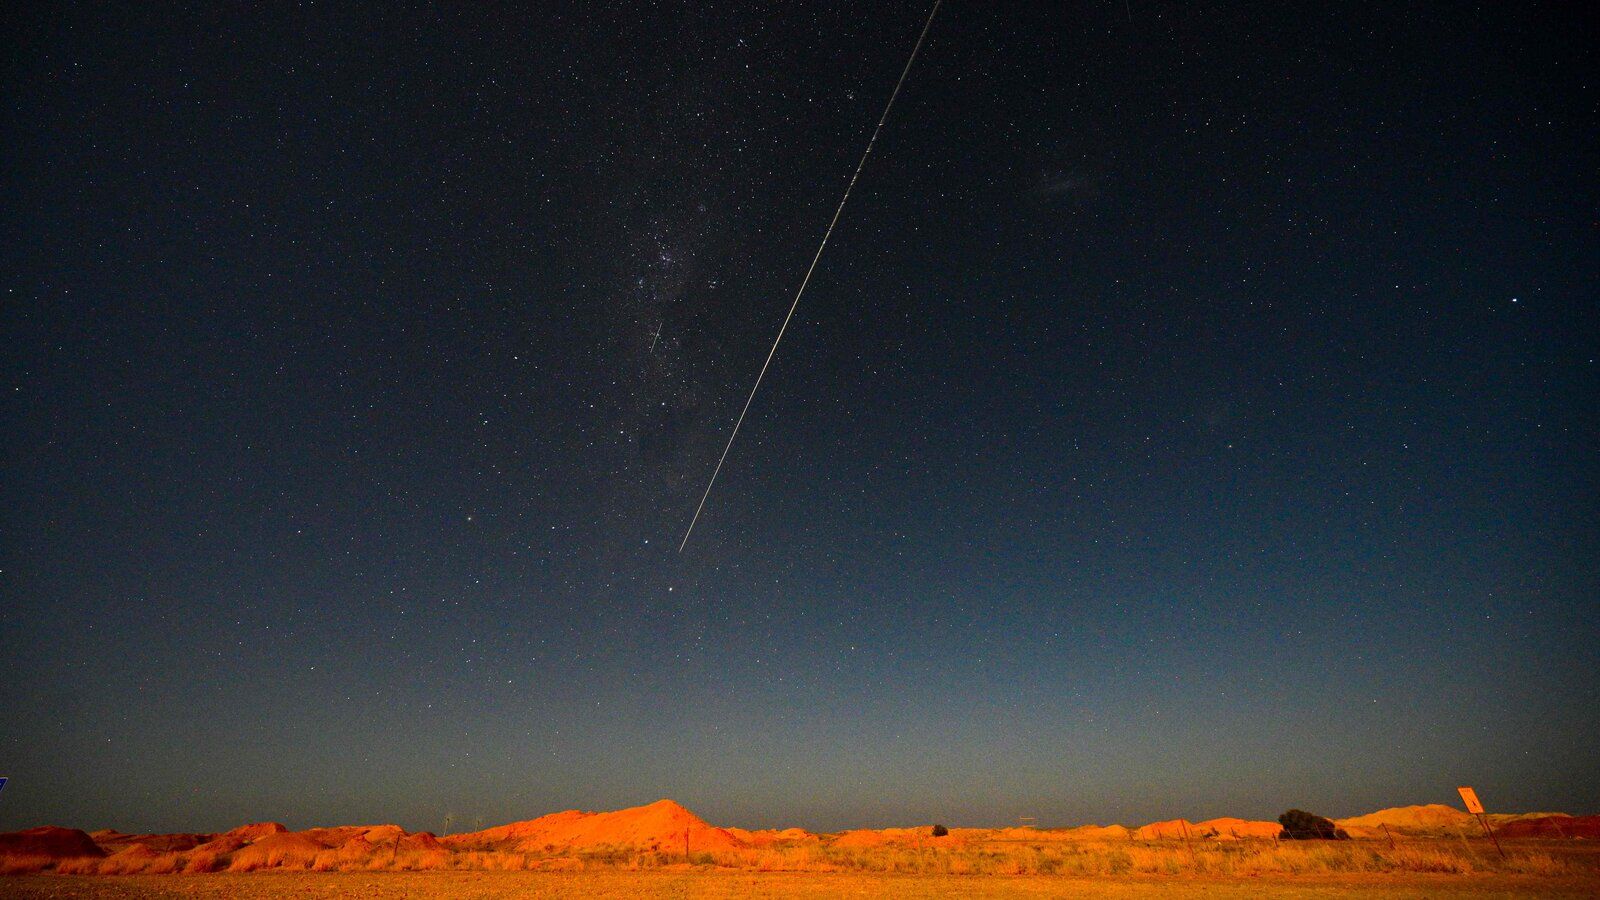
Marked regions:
[3,1,1596,834]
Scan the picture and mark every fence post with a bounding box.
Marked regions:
[1180,820,1197,869]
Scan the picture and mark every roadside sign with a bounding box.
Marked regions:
[1457,786,1503,858]
[0,776,8,795]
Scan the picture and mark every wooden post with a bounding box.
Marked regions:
[1458,786,1504,860]
[684,829,690,860]
[1474,813,1505,859]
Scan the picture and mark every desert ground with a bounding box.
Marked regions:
[5,869,1600,899]
[3,799,1596,897]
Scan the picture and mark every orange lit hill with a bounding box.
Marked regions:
[1331,804,1579,838]
[89,829,209,853]
[0,826,105,861]
[724,826,817,847]
[0,798,1590,877]
[1060,824,1133,841]
[1337,804,1475,831]
[1128,818,1278,840]
[441,799,744,854]
[1496,815,1600,839]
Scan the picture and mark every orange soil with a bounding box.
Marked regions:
[3,797,1591,878]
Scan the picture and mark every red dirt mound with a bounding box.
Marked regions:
[831,829,888,848]
[1063,824,1132,841]
[326,834,377,861]
[227,831,330,871]
[831,826,962,847]
[223,822,288,841]
[90,829,210,852]
[1193,818,1280,840]
[93,843,192,875]
[1496,815,1600,839]
[300,826,371,847]
[745,827,815,845]
[1133,819,1196,840]
[445,799,742,853]
[1337,805,1471,830]
[402,831,444,851]
[360,825,407,844]
[0,826,106,860]
[192,821,291,855]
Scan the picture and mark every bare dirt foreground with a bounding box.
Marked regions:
[4,870,1600,899]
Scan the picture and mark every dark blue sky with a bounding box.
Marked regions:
[3,1,1596,834]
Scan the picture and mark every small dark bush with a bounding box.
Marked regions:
[1277,809,1349,840]
[931,824,949,837]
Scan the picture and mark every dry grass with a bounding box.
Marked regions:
[183,850,222,874]
[5,836,1596,884]
[567,838,1587,878]
[0,854,59,876]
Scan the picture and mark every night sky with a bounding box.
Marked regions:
[4,1,1596,834]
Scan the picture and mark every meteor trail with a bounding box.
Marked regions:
[678,0,943,553]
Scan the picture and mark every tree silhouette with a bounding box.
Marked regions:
[1277,809,1349,840]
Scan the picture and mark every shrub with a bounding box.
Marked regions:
[931,824,949,837]
[1278,809,1348,840]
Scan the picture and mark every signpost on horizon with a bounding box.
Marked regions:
[1457,786,1505,858]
